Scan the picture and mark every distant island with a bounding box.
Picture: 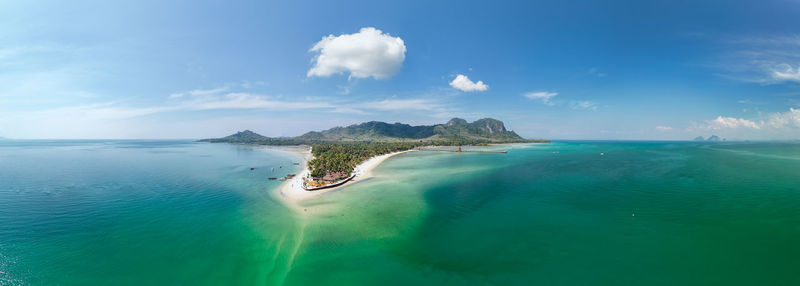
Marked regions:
[201,118,548,192]
[694,135,726,142]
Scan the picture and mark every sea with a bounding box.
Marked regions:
[2,140,800,285]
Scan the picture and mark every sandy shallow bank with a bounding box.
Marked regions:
[275,149,414,209]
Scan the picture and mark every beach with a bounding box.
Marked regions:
[275,148,414,207]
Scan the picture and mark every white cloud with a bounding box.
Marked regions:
[1,79,465,138]
[169,86,231,98]
[178,92,336,111]
[307,27,406,80]
[14,91,451,123]
[330,107,369,115]
[588,67,606,77]
[688,108,800,139]
[357,98,440,111]
[523,91,557,105]
[764,108,800,129]
[449,74,489,92]
[716,35,800,84]
[570,100,598,110]
[189,87,229,96]
[771,63,800,82]
[706,116,760,129]
[655,126,673,131]
[737,99,767,105]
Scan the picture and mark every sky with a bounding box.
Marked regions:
[2,0,800,140]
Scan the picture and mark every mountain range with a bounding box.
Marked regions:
[201,118,546,144]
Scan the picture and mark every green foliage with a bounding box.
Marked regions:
[307,142,422,177]
[198,130,267,143]
[295,121,435,141]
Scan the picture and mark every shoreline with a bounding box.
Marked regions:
[275,148,414,209]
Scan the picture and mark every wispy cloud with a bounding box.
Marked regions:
[178,92,334,111]
[588,67,606,77]
[356,98,441,111]
[737,99,768,105]
[771,63,800,82]
[523,91,598,110]
[169,86,230,98]
[523,91,557,105]
[7,85,455,125]
[714,35,800,84]
[655,125,673,131]
[569,100,598,110]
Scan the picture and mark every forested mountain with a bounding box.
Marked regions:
[200,118,546,145]
[208,130,267,143]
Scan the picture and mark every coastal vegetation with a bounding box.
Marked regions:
[201,117,549,183]
[307,142,421,178]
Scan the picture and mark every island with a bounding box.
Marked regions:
[693,135,726,142]
[200,118,548,194]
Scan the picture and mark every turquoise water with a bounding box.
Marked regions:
[0,140,304,285]
[2,141,800,285]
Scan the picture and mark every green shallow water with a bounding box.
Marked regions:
[2,141,800,285]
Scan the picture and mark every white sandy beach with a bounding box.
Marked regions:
[276,149,414,207]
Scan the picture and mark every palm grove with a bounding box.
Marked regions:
[201,118,547,180]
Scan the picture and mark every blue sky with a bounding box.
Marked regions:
[2,0,800,139]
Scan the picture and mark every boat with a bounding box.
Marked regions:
[268,177,278,180]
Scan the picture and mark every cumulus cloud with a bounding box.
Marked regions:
[706,116,760,129]
[698,109,800,131]
[764,108,800,129]
[450,74,489,92]
[655,126,673,131]
[307,27,406,80]
[523,91,557,105]
[689,108,800,139]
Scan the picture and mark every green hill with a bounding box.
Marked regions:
[433,118,524,141]
[296,121,435,141]
[201,130,268,143]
